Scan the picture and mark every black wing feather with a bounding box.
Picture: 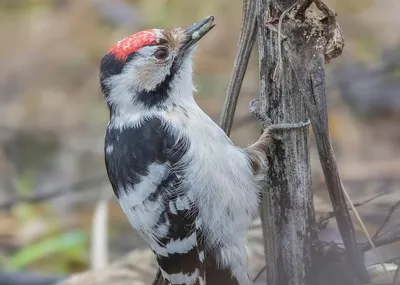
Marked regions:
[105,117,205,284]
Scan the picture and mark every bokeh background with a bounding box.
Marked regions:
[0,0,399,284]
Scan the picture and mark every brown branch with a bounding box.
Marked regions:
[219,0,257,135]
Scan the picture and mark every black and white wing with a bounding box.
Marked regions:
[104,117,205,285]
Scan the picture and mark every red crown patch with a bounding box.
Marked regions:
[108,30,158,61]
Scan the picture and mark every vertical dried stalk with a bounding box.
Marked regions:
[256,0,317,284]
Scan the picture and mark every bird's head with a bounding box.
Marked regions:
[100,16,215,113]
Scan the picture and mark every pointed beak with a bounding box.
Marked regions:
[180,16,215,53]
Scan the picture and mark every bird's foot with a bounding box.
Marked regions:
[250,99,311,140]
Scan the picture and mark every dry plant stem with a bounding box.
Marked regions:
[219,0,257,135]
[289,52,370,283]
[90,199,109,270]
[256,0,317,284]
[340,183,390,281]
[281,3,369,280]
[307,70,371,282]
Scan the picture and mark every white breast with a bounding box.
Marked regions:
[162,103,261,247]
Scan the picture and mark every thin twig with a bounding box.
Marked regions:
[361,233,400,252]
[273,3,297,80]
[252,265,266,283]
[375,225,400,241]
[0,175,109,210]
[373,200,400,239]
[318,192,385,223]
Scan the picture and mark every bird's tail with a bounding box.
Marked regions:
[204,254,240,285]
[152,254,240,285]
[155,245,206,285]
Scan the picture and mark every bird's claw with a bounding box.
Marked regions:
[250,99,311,139]
[250,99,272,128]
[267,119,311,132]
[265,119,311,140]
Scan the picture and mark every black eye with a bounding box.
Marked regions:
[154,48,169,60]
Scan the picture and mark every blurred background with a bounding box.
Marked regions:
[0,0,399,284]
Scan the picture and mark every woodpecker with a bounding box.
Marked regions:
[100,16,307,285]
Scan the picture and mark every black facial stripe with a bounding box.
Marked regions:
[136,69,173,108]
[136,56,183,109]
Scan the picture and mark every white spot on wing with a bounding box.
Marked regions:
[106,144,114,154]
[186,190,194,202]
[196,218,202,229]
[169,200,178,215]
[175,195,190,211]
[199,251,205,262]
